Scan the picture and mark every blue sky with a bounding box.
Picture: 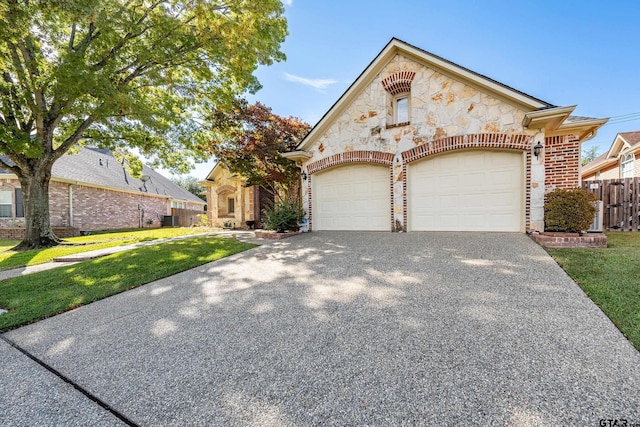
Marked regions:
[189,0,640,178]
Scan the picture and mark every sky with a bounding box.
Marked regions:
[182,0,640,179]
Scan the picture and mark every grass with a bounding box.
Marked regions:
[0,235,255,331]
[0,227,220,272]
[546,233,640,351]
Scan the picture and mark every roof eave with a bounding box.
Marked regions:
[522,105,577,131]
[296,38,554,152]
[282,150,312,163]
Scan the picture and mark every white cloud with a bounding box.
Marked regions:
[282,0,293,5]
[284,72,338,91]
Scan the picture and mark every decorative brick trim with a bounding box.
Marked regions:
[401,133,533,164]
[307,150,394,175]
[381,71,416,95]
[529,232,607,248]
[216,185,236,195]
[402,163,408,232]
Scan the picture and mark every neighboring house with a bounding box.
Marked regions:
[284,38,608,232]
[0,146,205,236]
[200,162,273,229]
[581,131,640,180]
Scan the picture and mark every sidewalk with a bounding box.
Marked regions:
[0,231,264,281]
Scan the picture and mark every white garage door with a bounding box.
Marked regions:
[313,164,389,231]
[408,150,523,231]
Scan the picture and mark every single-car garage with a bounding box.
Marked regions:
[408,150,524,232]
[312,164,389,230]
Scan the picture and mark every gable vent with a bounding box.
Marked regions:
[381,71,416,95]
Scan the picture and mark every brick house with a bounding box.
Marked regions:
[284,38,608,232]
[200,162,273,229]
[582,131,640,180]
[0,147,205,237]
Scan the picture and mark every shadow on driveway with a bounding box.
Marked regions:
[3,232,639,426]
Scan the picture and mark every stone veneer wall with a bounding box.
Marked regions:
[300,53,544,231]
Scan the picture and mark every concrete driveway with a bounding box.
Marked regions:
[2,232,639,426]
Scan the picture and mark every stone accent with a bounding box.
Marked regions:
[381,71,416,95]
[529,232,607,248]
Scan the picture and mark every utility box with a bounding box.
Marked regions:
[163,215,178,227]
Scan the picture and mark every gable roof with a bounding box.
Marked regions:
[294,37,563,153]
[286,38,608,159]
[582,130,640,176]
[0,147,204,204]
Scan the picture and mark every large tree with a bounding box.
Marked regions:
[207,100,310,200]
[0,0,286,249]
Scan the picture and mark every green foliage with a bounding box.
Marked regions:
[172,175,206,201]
[547,233,640,351]
[544,188,598,233]
[196,213,208,227]
[0,227,218,271]
[0,236,255,331]
[582,145,600,166]
[262,198,304,232]
[0,0,287,247]
[206,101,310,199]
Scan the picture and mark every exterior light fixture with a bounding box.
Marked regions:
[301,171,307,181]
[533,141,543,159]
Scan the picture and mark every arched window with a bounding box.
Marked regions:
[621,153,634,178]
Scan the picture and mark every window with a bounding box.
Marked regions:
[396,96,409,123]
[0,190,12,217]
[15,188,23,217]
[228,197,235,214]
[621,153,634,178]
[171,200,185,209]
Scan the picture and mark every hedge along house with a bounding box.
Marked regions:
[284,38,608,232]
[0,146,205,238]
[201,162,273,229]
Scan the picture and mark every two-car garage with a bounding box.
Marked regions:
[311,150,524,232]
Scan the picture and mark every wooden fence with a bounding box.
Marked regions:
[582,178,640,231]
[171,208,206,227]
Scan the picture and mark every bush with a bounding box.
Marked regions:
[262,199,305,232]
[196,214,208,227]
[544,188,598,233]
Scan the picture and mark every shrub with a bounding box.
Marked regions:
[196,214,209,227]
[544,188,598,233]
[262,198,305,232]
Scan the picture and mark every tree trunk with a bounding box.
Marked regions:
[13,165,61,250]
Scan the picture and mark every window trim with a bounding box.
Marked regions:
[394,94,410,125]
[621,153,634,178]
[227,197,235,215]
[0,190,13,218]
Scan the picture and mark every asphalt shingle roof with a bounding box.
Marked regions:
[0,147,204,204]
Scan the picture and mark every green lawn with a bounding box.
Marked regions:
[0,235,255,331]
[546,233,640,351]
[0,227,220,272]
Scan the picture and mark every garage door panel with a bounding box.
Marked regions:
[313,164,389,231]
[409,150,523,232]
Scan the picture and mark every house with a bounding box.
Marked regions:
[200,162,273,229]
[0,146,205,237]
[581,131,640,180]
[284,38,608,232]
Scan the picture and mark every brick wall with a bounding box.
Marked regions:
[545,135,580,190]
[71,184,169,230]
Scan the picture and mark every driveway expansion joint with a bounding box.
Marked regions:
[0,334,139,427]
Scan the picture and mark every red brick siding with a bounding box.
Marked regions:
[71,184,169,230]
[545,135,580,190]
